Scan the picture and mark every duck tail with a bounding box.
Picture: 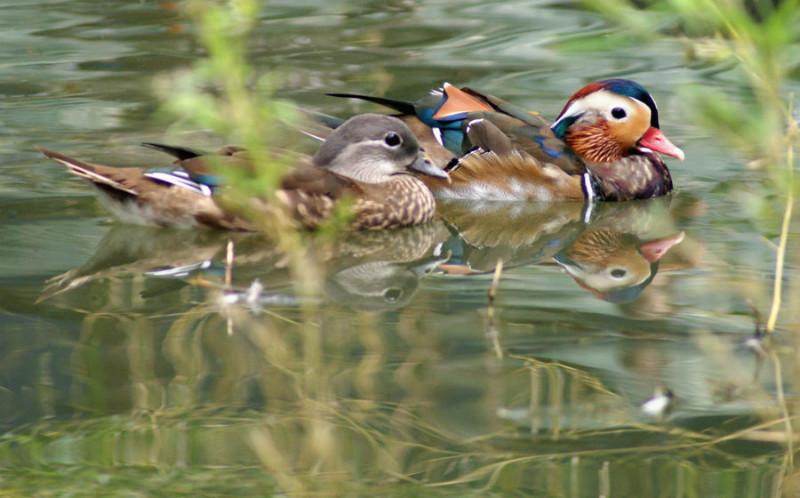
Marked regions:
[39,148,138,196]
[312,111,346,131]
[326,92,417,116]
[141,142,203,161]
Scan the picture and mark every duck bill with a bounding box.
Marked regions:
[638,127,685,160]
[408,154,450,181]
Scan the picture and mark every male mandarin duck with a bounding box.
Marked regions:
[329,79,684,202]
[40,114,448,231]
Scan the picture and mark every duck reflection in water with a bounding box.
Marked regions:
[39,222,451,312]
[318,224,451,310]
[435,196,690,304]
[554,226,685,303]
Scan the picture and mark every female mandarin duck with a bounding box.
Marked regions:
[330,79,684,202]
[40,114,448,231]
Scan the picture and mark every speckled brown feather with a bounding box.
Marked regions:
[586,153,673,201]
[275,166,436,230]
[272,165,357,229]
[350,175,437,230]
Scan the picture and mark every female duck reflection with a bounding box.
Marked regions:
[433,197,691,304]
[39,222,451,312]
[41,199,693,309]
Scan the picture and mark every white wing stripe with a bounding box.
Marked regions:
[144,171,212,196]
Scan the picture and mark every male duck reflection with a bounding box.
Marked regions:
[329,79,684,202]
[40,114,448,231]
[553,227,685,303]
[434,200,686,304]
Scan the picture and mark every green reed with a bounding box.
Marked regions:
[585,0,799,333]
[149,0,799,494]
[156,0,350,242]
[153,2,339,491]
[586,1,800,490]
[5,1,794,496]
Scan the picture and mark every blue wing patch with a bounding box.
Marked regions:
[534,136,562,159]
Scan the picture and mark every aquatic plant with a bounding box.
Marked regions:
[3,1,798,496]
[585,0,798,330]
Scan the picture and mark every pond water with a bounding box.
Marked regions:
[1,0,799,496]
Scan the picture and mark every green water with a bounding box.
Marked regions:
[1,1,799,496]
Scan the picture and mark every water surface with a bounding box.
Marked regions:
[1,1,799,496]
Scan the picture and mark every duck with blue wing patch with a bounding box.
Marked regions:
[330,79,684,202]
[41,114,448,231]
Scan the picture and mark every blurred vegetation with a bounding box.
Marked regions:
[154,0,349,300]
[153,1,337,427]
[150,0,800,494]
[3,0,800,496]
[157,0,297,197]
[584,0,800,490]
[585,0,798,330]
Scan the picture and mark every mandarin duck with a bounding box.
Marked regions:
[329,79,684,202]
[41,114,448,231]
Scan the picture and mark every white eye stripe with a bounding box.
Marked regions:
[551,90,649,129]
[551,100,583,130]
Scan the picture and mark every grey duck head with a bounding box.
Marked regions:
[313,114,448,183]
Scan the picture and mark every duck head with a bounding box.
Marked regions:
[550,79,684,164]
[313,114,449,183]
[554,230,685,303]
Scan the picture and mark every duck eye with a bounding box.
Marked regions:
[611,107,627,119]
[383,132,402,148]
[383,288,403,302]
[610,268,627,279]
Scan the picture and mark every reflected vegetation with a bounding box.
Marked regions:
[437,197,690,303]
[6,195,782,496]
[1,0,799,496]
